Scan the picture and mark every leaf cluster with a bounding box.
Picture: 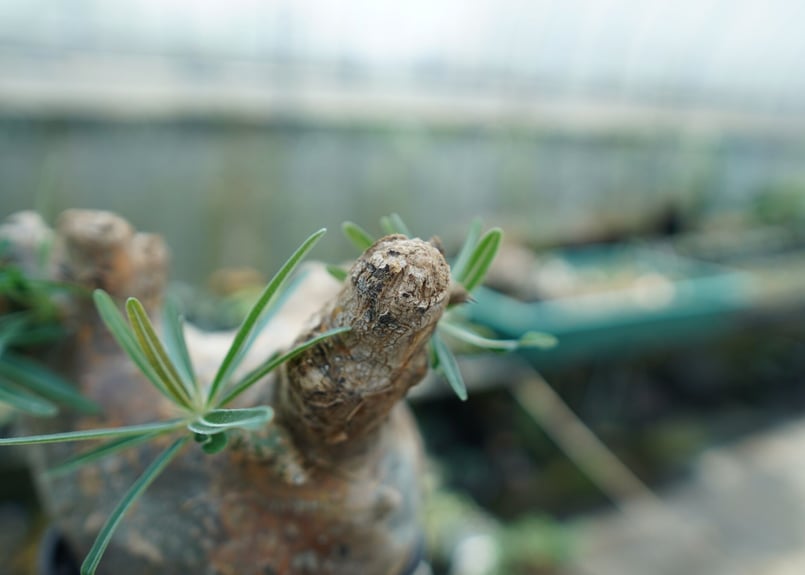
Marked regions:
[0,242,96,418]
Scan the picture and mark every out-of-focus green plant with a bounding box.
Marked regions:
[751,182,805,227]
[0,313,97,418]
[331,215,557,401]
[0,228,347,574]
[423,486,575,575]
[0,241,97,418]
[495,515,576,574]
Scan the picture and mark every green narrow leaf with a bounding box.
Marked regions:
[389,213,412,237]
[438,321,558,352]
[200,432,228,454]
[36,235,53,271]
[248,267,311,344]
[7,324,67,347]
[0,313,31,352]
[80,436,189,575]
[379,216,396,236]
[341,222,376,252]
[208,228,327,404]
[0,377,58,416]
[161,297,198,400]
[431,332,468,401]
[450,218,483,284]
[126,298,193,410]
[93,290,174,403]
[188,406,273,435]
[461,228,503,292]
[219,326,350,406]
[47,432,167,477]
[380,213,412,237]
[518,331,560,349]
[0,420,185,446]
[187,421,227,435]
[0,353,98,413]
[428,341,440,369]
[325,265,348,282]
[203,407,273,427]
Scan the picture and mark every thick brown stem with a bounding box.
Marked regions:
[275,235,449,460]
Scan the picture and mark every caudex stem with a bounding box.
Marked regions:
[275,234,451,460]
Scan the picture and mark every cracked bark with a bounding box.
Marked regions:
[2,210,450,575]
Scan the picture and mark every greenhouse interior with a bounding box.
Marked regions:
[2,2,805,574]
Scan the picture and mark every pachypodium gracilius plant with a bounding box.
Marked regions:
[0,227,347,574]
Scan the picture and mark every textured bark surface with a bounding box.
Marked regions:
[276,235,450,461]
[2,210,450,575]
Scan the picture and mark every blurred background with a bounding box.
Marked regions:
[2,1,805,574]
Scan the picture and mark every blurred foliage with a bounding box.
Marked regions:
[496,516,575,575]
[751,181,805,227]
[0,239,59,323]
[413,301,805,532]
[0,241,95,420]
[0,241,72,574]
[424,485,575,575]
